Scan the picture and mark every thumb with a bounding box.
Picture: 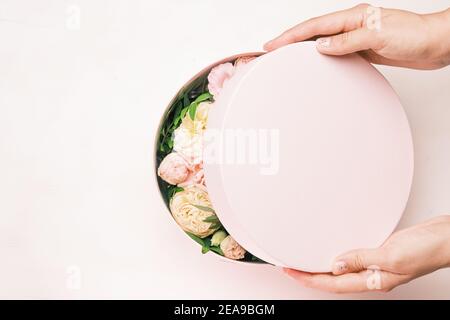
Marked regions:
[332,248,387,275]
[315,28,375,55]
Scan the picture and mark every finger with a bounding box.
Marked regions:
[284,268,369,293]
[264,3,370,51]
[332,248,387,275]
[359,50,447,70]
[283,268,410,293]
[315,27,376,56]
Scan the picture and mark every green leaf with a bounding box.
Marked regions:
[201,246,210,254]
[210,246,224,256]
[167,186,184,199]
[180,106,189,120]
[173,116,181,126]
[203,215,219,223]
[251,255,265,263]
[203,215,222,230]
[188,92,212,120]
[193,205,216,213]
[167,138,173,149]
[183,94,190,107]
[192,92,212,104]
[210,223,222,230]
[189,102,198,120]
[186,232,204,246]
[174,101,183,117]
[201,237,211,254]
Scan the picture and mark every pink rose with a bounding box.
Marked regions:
[178,163,205,187]
[157,152,190,185]
[220,235,246,260]
[207,62,234,98]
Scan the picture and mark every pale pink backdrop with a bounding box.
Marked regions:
[0,0,449,299]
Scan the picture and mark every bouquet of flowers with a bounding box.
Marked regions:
[156,56,264,262]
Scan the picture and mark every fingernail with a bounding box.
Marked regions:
[333,260,347,274]
[316,37,331,47]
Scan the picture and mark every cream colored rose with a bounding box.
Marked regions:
[179,114,204,135]
[220,235,246,260]
[178,102,211,133]
[194,102,211,128]
[169,185,218,238]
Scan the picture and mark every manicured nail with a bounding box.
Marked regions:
[316,37,331,47]
[334,260,347,274]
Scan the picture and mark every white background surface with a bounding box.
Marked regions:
[0,0,449,299]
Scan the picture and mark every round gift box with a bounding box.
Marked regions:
[155,42,414,272]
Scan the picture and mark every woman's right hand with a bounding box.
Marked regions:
[283,215,450,293]
[264,4,450,70]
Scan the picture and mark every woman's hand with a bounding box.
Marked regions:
[283,215,450,293]
[264,4,450,69]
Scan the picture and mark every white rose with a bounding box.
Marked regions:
[220,235,246,260]
[173,127,203,165]
[173,102,212,165]
[169,184,218,238]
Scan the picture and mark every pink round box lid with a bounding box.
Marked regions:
[203,42,414,272]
